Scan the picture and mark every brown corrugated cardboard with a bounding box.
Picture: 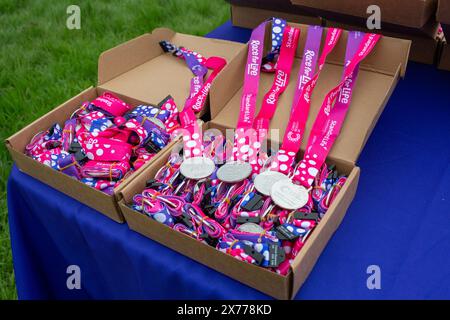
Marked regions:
[291,0,438,29]
[325,20,441,65]
[231,1,439,38]
[98,28,244,118]
[5,87,179,222]
[5,29,244,222]
[230,4,322,30]
[119,123,359,300]
[437,0,450,24]
[119,23,410,298]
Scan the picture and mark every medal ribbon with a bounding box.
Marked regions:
[160,41,227,113]
[233,23,300,166]
[270,28,343,174]
[293,33,381,187]
[177,54,227,158]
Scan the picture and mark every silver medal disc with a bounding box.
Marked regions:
[254,170,290,196]
[216,161,252,183]
[270,179,309,210]
[237,222,265,234]
[179,156,215,180]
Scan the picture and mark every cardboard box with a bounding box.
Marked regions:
[437,0,450,35]
[119,23,410,299]
[325,20,441,64]
[438,41,450,70]
[291,0,438,29]
[230,4,322,30]
[5,29,245,223]
[437,0,450,24]
[5,87,173,223]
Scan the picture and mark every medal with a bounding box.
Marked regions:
[270,179,309,210]
[216,161,252,183]
[254,170,290,196]
[237,222,265,234]
[179,156,215,180]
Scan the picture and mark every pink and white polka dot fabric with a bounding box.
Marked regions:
[91,92,132,117]
[25,91,176,193]
[270,27,343,176]
[292,33,381,188]
[159,96,180,134]
[232,21,300,174]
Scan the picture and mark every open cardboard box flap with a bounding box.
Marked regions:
[5,86,186,222]
[210,23,410,165]
[97,28,245,116]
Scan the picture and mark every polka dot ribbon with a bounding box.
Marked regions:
[261,17,287,73]
[292,33,381,188]
[160,40,227,159]
[177,57,226,159]
[232,21,299,173]
[159,40,226,113]
[25,92,176,193]
[270,27,343,176]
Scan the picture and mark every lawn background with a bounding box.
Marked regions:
[0,0,229,300]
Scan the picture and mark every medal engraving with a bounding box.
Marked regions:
[254,170,290,196]
[271,179,309,210]
[237,222,264,234]
[180,156,215,180]
[216,161,252,183]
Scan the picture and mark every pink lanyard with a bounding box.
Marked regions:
[159,41,212,113]
[292,26,323,114]
[231,21,300,170]
[269,32,381,211]
[270,28,343,175]
[292,33,381,188]
[177,54,227,179]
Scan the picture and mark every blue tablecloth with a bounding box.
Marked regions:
[7,21,450,300]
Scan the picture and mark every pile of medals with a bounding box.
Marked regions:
[130,141,346,274]
[25,92,180,194]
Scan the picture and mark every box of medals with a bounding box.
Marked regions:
[119,20,410,299]
[5,28,244,222]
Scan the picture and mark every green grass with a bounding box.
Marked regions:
[0,0,229,300]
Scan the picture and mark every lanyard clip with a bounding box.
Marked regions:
[74,150,88,164]
[241,193,264,212]
[144,138,160,153]
[180,211,194,229]
[293,211,319,222]
[68,142,83,154]
[242,244,264,266]
[145,179,163,189]
[268,244,286,268]
[236,215,261,225]
[275,224,300,241]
